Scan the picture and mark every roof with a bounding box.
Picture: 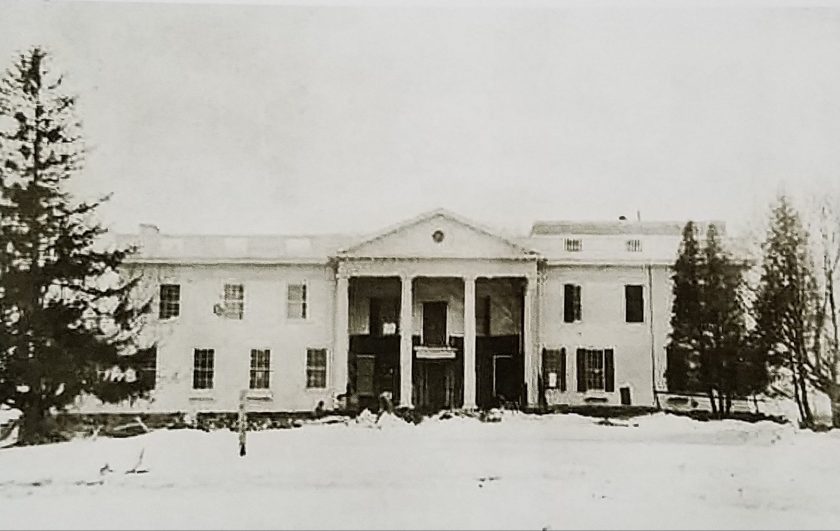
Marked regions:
[117,233,356,263]
[338,208,538,259]
[118,210,740,266]
[530,220,727,236]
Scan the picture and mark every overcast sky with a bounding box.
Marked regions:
[2,0,839,236]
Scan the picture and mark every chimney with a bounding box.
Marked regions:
[138,223,160,254]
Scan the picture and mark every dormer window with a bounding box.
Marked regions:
[565,238,583,252]
[626,239,642,252]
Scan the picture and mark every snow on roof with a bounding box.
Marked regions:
[115,214,743,265]
[530,220,727,236]
[118,233,359,263]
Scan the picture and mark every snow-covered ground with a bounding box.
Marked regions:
[1,411,838,530]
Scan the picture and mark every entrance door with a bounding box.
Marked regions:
[493,354,518,405]
[418,360,456,410]
[423,302,447,347]
[355,355,376,398]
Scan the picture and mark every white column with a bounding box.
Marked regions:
[333,273,350,401]
[523,275,539,408]
[399,274,414,407]
[463,275,477,409]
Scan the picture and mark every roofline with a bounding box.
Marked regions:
[335,254,540,262]
[339,208,540,256]
[124,257,330,266]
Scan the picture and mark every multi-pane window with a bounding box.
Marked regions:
[222,284,244,319]
[137,347,157,389]
[563,284,582,323]
[306,348,327,388]
[625,239,643,252]
[159,284,180,319]
[543,348,566,391]
[564,238,583,252]
[288,284,307,319]
[585,349,605,390]
[475,296,491,336]
[249,349,271,390]
[576,348,615,392]
[625,285,644,323]
[193,349,215,389]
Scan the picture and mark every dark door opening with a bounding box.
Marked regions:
[493,354,518,406]
[417,360,457,410]
[423,301,447,347]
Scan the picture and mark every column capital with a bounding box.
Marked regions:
[462,273,478,283]
[336,260,351,280]
[399,272,415,282]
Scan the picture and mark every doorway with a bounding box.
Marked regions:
[422,301,447,347]
[493,354,518,406]
[416,360,457,410]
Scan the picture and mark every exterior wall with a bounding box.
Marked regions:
[75,260,673,414]
[73,212,692,414]
[348,277,523,338]
[75,262,337,414]
[349,277,401,336]
[540,264,672,408]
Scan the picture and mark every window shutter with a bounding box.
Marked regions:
[574,285,582,321]
[605,349,615,392]
[564,285,574,323]
[560,347,567,392]
[576,348,586,392]
[625,285,644,323]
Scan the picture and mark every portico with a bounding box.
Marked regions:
[332,210,541,410]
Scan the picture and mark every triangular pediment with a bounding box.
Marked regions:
[338,209,538,260]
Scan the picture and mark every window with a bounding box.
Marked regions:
[563,284,582,323]
[422,301,447,347]
[576,348,614,392]
[369,297,399,337]
[625,285,644,323]
[306,348,327,388]
[222,284,244,319]
[565,238,583,252]
[159,284,180,319]
[626,239,643,252]
[193,349,215,389]
[288,284,307,319]
[137,347,157,389]
[543,348,566,391]
[250,349,271,390]
[475,296,491,336]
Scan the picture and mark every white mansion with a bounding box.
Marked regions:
[78,209,718,414]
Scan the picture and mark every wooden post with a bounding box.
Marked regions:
[238,390,247,457]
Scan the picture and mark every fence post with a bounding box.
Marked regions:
[238,390,247,457]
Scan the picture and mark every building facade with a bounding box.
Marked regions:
[77,209,710,414]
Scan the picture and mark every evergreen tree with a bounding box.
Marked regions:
[753,194,819,427]
[666,221,704,394]
[0,47,153,444]
[701,223,754,415]
[667,221,764,417]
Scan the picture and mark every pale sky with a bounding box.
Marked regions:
[2,0,840,236]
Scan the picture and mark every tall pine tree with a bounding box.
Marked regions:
[753,194,819,427]
[666,221,704,394]
[667,221,763,417]
[0,47,153,444]
[701,223,754,415]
